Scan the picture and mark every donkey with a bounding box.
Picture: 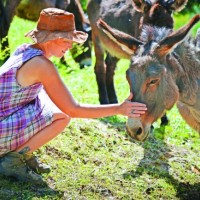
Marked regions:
[87,0,188,126]
[97,14,200,141]
[87,0,188,105]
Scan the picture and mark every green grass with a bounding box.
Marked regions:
[0,12,200,200]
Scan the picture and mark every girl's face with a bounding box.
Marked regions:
[47,38,73,58]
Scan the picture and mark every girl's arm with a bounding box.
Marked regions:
[17,56,147,118]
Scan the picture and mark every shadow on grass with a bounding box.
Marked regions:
[123,125,200,200]
[99,116,127,132]
[96,116,200,199]
[0,175,63,200]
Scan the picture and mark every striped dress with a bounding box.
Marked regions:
[0,44,54,156]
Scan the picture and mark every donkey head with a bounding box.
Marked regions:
[97,14,200,141]
[132,0,188,29]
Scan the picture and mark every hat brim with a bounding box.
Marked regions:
[25,29,88,44]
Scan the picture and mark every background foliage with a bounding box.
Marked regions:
[80,0,88,12]
[184,0,200,13]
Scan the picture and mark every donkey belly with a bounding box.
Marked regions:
[88,0,142,59]
[177,101,200,133]
[99,0,141,36]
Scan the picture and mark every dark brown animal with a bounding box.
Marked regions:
[65,0,92,68]
[0,0,91,68]
[0,0,22,61]
[97,14,200,141]
[16,0,56,21]
[87,0,188,105]
[17,0,92,68]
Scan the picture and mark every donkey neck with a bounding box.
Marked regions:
[170,41,200,106]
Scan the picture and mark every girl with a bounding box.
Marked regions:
[0,8,147,185]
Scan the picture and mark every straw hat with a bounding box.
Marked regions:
[25,8,88,44]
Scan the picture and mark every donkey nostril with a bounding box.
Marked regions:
[136,127,142,135]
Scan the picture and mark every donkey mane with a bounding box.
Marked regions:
[136,25,200,82]
[168,35,200,104]
[140,25,172,42]
[132,25,200,105]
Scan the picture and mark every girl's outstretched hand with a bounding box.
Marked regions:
[118,93,147,117]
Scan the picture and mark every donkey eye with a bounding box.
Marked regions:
[150,79,158,84]
[149,78,160,85]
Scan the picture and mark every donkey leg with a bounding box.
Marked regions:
[177,102,200,133]
[105,54,118,104]
[93,34,109,104]
[160,113,169,126]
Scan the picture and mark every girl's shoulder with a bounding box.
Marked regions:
[0,44,45,77]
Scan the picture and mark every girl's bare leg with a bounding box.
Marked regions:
[16,113,70,153]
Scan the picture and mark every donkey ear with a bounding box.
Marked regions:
[166,0,189,12]
[132,0,151,12]
[97,19,144,55]
[156,14,200,57]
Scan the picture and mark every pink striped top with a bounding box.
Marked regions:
[0,44,53,155]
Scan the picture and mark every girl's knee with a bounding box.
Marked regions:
[63,114,71,126]
[53,113,71,126]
